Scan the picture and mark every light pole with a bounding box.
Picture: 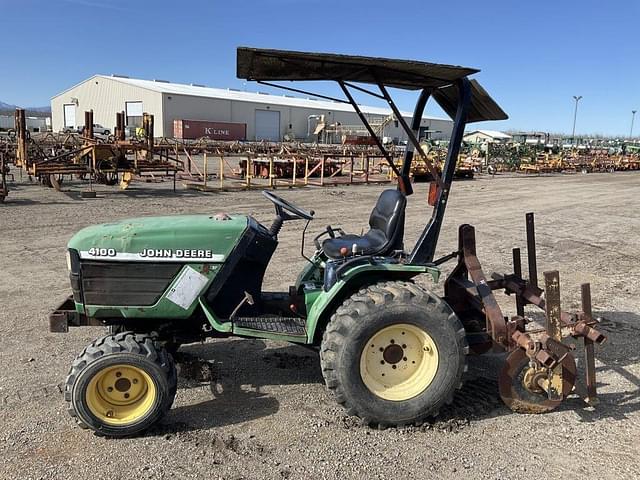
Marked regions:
[571,95,582,146]
[631,110,637,139]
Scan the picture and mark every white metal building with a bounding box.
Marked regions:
[463,129,512,144]
[51,75,453,142]
[0,115,50,132]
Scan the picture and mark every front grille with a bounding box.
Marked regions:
[80,261,181,306]
[69,249,83,303]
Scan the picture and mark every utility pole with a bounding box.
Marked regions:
[571,95,582,147]
[631,110,637,138]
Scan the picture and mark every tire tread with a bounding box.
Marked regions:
[319,280,467,428]
[64,331,177,435]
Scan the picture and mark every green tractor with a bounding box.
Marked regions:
[50,48,605,437]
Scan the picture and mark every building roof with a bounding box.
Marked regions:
[464,129,512,139]
[53,75,449,122]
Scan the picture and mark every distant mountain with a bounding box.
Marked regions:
[0,100,50,117]
[29,105,51,113]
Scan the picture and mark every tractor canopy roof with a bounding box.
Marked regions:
[236,47,507,123]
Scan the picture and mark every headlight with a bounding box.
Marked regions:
[66,251,72,271]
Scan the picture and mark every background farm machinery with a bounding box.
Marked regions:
[1,109,471,200]
[3,106,640,203]
[0,109,183,200]
[481,141,640,174]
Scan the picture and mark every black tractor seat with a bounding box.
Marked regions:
[322,189,406,259]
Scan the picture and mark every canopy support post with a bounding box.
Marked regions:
[409,78,472,265]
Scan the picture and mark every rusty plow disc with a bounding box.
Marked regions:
[498,348,576,414]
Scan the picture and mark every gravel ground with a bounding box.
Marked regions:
[0,170,639,480]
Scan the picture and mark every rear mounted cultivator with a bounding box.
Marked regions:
[444,212,606,413]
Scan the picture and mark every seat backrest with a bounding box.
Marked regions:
[368,189,406,251]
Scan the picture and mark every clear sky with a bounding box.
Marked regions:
[1,0,638,136]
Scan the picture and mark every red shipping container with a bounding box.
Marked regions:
[173,119,246,140]
[342,134,378,146]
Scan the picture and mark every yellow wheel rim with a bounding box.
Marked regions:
[86,364,157,426]
[360,323,439,401]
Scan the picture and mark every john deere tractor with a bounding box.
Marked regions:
[50,48,605,437]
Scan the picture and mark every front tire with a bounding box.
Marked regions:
[65,332,177,437]
[320,281,467,427]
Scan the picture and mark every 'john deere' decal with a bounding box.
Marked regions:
[139,249,216,259]
[79,249,224,262]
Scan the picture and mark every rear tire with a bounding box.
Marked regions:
[65,331,177,437]
[320,281,467,427]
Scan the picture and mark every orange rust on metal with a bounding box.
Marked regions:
[511,330,535,352]
[512,247,525,317]
[427,181,439,206]
[14,108,28,168]
[537,333,573,368]
[580,283,600,405]
[534,349,556,369]
[543,270,563,401]
[498,348,576,414]
[574,322,606,344]
[460,224,508,348]
[84,110,94,139]
[506,316,526,349]
[115,111,126,141]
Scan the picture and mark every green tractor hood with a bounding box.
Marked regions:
[68,214,248,262]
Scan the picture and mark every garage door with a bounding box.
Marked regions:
[255,110,280,141]
[63,104,76,128]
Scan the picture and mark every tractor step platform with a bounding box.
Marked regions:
[234,316,306,336]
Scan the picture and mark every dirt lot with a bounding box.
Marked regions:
[1,171,639,480]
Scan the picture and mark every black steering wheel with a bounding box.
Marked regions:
[262,190,314,221]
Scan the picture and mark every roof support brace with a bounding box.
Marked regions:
[375,81,442,187]
[341,81,386,100]
[256,80,350,104]
[409,78,472,265]
[337,81,407,191]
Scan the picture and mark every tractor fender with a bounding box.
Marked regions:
[305,263,440,345]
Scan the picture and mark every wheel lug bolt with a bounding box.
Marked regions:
[132,379,138,384]
[379,347,384,352]
[124,393,130,399]
[390,339,395,344]
[403,357,407,361]
[380,360,385,365]
[115,372,122,377]
[402,344,407,349]
[107,387,113,392]
[392,365,397,369]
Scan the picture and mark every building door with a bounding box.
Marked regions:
[125,101,144,128]
[255,109,280,141]
[63,104,76,128]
